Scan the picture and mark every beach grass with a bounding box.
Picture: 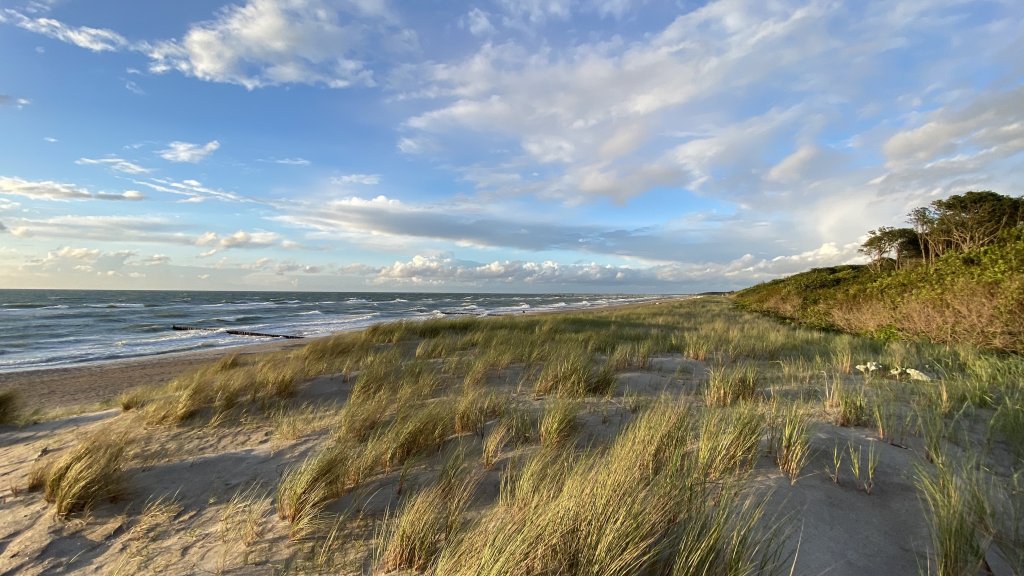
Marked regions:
[10,295,1024,574]
[43,433,130,518]
[0,389,19,424]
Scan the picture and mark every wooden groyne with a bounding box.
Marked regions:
[171,325,304,339]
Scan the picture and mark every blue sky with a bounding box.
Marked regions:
[1,0,1021,293]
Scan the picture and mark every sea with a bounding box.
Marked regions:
[0,290,669,373]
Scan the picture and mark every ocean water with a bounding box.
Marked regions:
[0,290,667,373]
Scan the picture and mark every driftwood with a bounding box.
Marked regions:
[171,325,304,339]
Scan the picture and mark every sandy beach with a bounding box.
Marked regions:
[0,339,308,414]
[0,298,1019,575]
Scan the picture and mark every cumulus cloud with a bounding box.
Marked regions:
[352,242,863,291]
[26,246,140,276]
[0,176,145,201]
[158,140,220,163]
[76,156,152,174]
[460,8,495,36]
[195,230,281,251]
[144,0,392,89]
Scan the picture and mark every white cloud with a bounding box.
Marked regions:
[25,246,140,277]
[4,215,193,244]
[497,0,572,25]
[124,79,145,95]
[43,137,58,143]
[134,177,248,203]
[140,254,171,266]
[0,176,145,201]
[332,173,381,185]
[0,94,32,109]
[461,8,495,36]
[158,140,220,163]
[273,193,763,264]
[145,0,384,89]
[261,157,312,166]
[196,230,281,250]
[766,145,820,183]
[1,9,128,52]
[76,156,152,174]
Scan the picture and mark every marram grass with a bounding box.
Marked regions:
[44,433,130,518]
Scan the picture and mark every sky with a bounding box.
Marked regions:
[0,0,1022,293]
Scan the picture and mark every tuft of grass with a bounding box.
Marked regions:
[143,354,302,425]
[705,362,759,407]
[824,376,868,427]
[222,483,271,547]
[0,389,19,424]
[276,442,351,537]
[535,349,616,398]
[774,405,811,485]
[376,478,476,572]
[454,389,506,436]
[539,400,579,446]
[607,341,653,370]
[991,394,1024,459]
[44,434,129,518]
[482,421,510,469]
[373,401,454,472]
[917,459,995,576]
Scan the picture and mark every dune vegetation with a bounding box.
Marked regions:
[2,296,1023,574]
[736,191,1024,353]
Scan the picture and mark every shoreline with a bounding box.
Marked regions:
[0,297,688,415]
[0,338,307,414]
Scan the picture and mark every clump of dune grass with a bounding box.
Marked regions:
[917,459,995,576]
[482,421,510,469]
[824,375,867,427]
[500,405,536,446]
[773,404,811,485]
[299,332,372,376]
[991,393,1024,458]
[116,386,156,412]
[435,400,784,575]
[696,406,763,481]
[143,352,303,425]
[0,389,19,424]
[376,478,476,572]
[539,400,579,446]
[535,348,616,397]
[607,341,653,370]
[44,434,130,518]
[454,389,506,435]
[705,362,759,407]
[372,401,454,472]
[277,442,352,536]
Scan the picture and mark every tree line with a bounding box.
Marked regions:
[859,191,1024,272]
